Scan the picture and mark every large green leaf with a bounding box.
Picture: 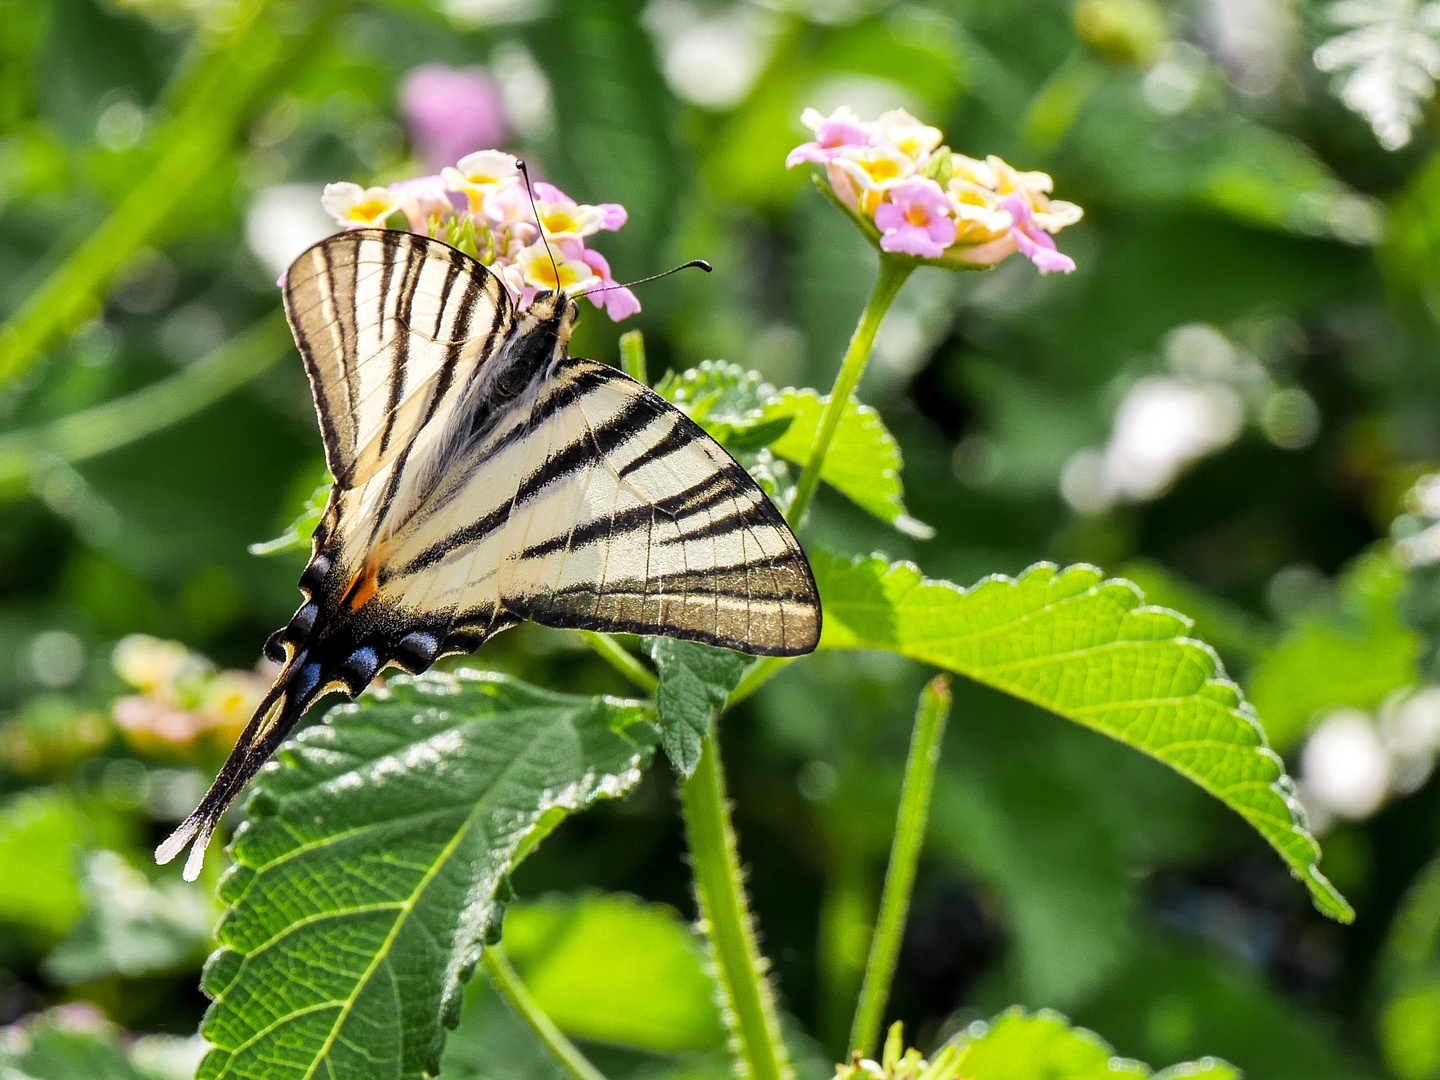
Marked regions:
[197,670,656,1080]
[648,637,747,778]
[502,892,725,1052]
[810,551,1352,922]
[952,1008,1238,1080]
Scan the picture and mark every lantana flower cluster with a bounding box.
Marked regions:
[321,150,640,321]
[788,107,1082,274]
[109,634,268,762]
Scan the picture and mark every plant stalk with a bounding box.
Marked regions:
[619,329,648,385]
[848,675,952,1058]
[579,630,658,695]
[483,946,609,1080]
[682,735,793,1080]
[785,256,912,530]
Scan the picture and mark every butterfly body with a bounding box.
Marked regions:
[158,229,819,879]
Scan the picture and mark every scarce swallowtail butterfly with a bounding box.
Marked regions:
[157,226,821,879]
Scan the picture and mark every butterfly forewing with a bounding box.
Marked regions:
[284,229,511,490]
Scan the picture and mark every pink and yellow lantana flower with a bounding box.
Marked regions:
[321,150,639,321]
[788,107,1082,275]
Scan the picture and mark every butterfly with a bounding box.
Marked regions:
[156,227,821,879]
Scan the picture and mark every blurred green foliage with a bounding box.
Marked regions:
[6,0,1440,1076]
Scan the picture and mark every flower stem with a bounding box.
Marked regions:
[848,675,952,1058]
[0,311,291,495]
[482,946,609,1080]
[785,255,912,530]
[579,631,658,695]
[682,735,793,1080]
[619,329,648,385]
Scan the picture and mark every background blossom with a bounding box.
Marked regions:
[398,64,508,172]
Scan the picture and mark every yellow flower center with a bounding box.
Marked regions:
[861,158,901,183]
[349,200,391,222]
[905,206,930,227]
[529,259,580,291]
[542,210,579,234]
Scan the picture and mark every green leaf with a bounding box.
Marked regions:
[657,361,930,536]
[248,472,331,557]
[1116,559,1275,668]
[764,388,933,539]
[953,1008,1238,1080]
[656,360,775,426]
[1246,550,1419,751]
[648,637,747,778]
[810,551,1352,922]
[197,670,656,1080]
[44,850,215,984]
[502,892,725,1052]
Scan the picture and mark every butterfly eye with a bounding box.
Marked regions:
[567,298,579,322]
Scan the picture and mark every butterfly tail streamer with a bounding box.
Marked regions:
[155,650,326,881]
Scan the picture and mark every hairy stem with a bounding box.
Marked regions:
[682,736,792,1080]
[848,675,952,1058]
[0,311,292,495]
[0,0,336,387]
[579,631,658,695]
[483,946,608,1080]
[785,256,912,530]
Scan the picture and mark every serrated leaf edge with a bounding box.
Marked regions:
[814,552,1353,923]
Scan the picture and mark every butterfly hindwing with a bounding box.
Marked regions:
[505,362,819,653]
[371,360,820,655]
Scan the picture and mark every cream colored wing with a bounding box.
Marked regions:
[375,360,820,655]
[283,228,512,491]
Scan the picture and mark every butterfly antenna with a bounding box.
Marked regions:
[516,159,561,290]
[577,259,712,298]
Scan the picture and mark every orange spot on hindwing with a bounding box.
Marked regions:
[343,555,381,611]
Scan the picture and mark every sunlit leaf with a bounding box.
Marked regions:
[197,670,656,1080]
[950,1007,1238,1079]
[648,637,747,778]
[502,892,725,1052]
[811,551,1353,922]
[1117,559,1275,668]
